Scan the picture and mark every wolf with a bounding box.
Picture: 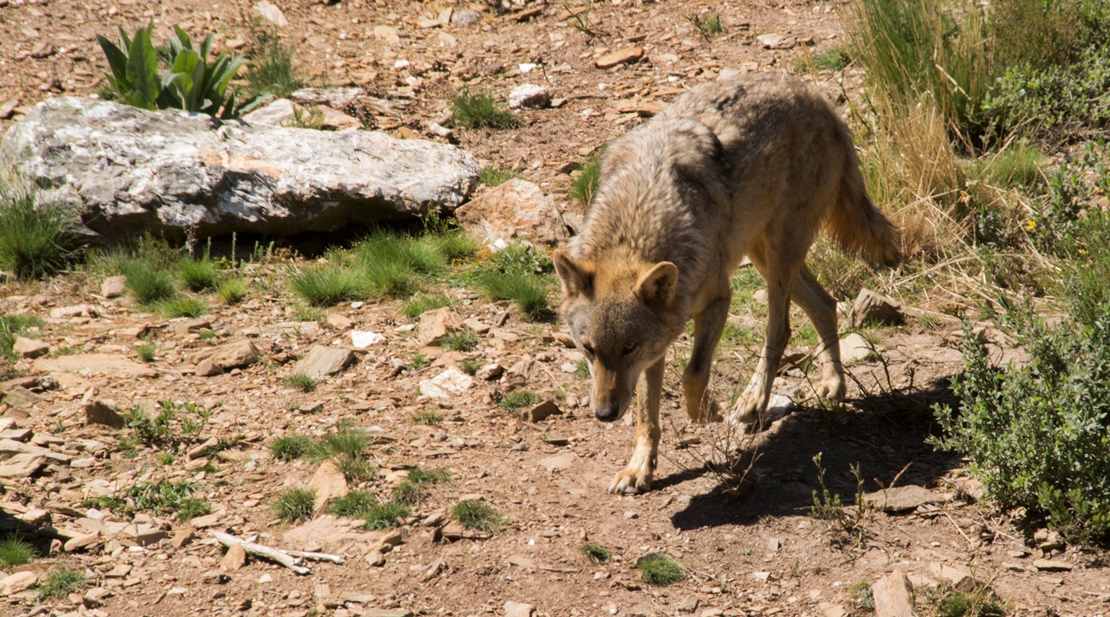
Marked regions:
[553,74,899,494]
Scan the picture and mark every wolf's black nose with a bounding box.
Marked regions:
[595,404,620,422]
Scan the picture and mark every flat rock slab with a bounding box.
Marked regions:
[187,339,259,369]
[864,485,946,513]
[0,97,481,240]
[85,401,125,429]
[853,288,904,328]
[595,46,643,68]
[0,571,38,596]
[13,336,49,359]
[840,332,876,364]
[538,452,576,471]
[872,568,914,617]
[455,179,569,247]
[0,452,47,478]
[32,353,158,378]
[294,346,354,380]
[1033,559,1073,572]
[310,460,349,515]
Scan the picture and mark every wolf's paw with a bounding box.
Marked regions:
[812,377,846,402]
[689,398,723,424]
[731,391,765,425]
[608,466,653,494]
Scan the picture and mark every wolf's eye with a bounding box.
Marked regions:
[582,343,595,357]
[623,343,638,355]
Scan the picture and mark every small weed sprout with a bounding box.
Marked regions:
[807,453,874,547]
[412,410,444,426]
[458,359,481,375]
[476,272,550,320]
[685,12,723,39]
[448,90,519,129]
[569,153,601,206]
[574,358,591,379]
[452,500,506,533]
[137,343,157,363]
[402,293,450,320]
[441,329,479,352]
[394,467,451,505]
[177,498,212,522]
[273,488,316,523]
[289,103,325,130]
[579,542,611,564]
[284,373,317,393]
[410,353,430,370]
[850,582,875,611]
[479,167,522,187]
[499,390,541,412]
[37,569,86,601]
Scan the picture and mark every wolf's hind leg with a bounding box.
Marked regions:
[682,293,731,424]
[792,266,846,401]
[609,357,665,494]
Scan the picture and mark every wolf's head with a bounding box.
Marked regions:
[553,250,686,422]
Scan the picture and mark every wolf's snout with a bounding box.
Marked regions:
[595,403,621,422]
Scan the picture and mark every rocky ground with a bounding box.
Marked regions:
[1,1,1110,617]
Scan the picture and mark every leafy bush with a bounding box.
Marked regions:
[934,278,1110,544]
[448,90,519,129]
[988,0,1110,71]
[126,479,200,516]
[97,24,253,118]
[124,400,211,449]
[0,180,80,279]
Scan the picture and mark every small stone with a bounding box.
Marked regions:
[63,532,100,552]
[524,399,561,422]
[195,359,223,376]
[1035,529,1065,551]
[327,313,354,330]
[839,332,875,364]
[12,336,49,359]
[1033,559,1073,572]
[365,550,386,566]
[872,568,914,617]
[451,8,479,25]
[476,363,504,380]
[0,452,46,478]
[504,601,535,617]
[190,513,220,528]
[595,46,644,68]
[852,289,904,327]
[417,308,463,346]
[311,459,349,515]
[927,562,974,593]
[538,452,576,471]
[85,401,126,429]
[101,276,126,298]
[863,485,945,513]
[319,106,363,131]
[0,571,38,596]
[258,573,273,584]
[220,543,247,571]
[757,33,797,49]
[293,346,354,380]
[768,538,781,551]
[677,597,699,612]
[509,84,550,110]
[418,367,473,398]
[242,98,296,127]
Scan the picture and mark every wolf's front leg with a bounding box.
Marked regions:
[733,272,793,426]
[609,357,665,494]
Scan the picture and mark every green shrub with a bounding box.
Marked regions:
[934,291,1110,543]
[685,12,722,38]
[123,261,177,304]
[137,343,157,363]
[479,167,521,187]
[179,258,219,291]
[988,0,1110,71]
[448,90,519,129]
[0,535,36,567]
[569,153,600,206]
[574,358,591,379]
[96,24,254,118]
[270,435,313,461]
[634,553,684,586]
[362,501,411,530]
[37,569,85,600]
[284,373,317,392]
[218,278,248,304]
[124,400,211,448]
[982,45,1110,144]
[289,264,366,307]
[157,297,208,318]
[499,390,540,412]
[310,428,377,482]
[273,488,316,523]
[452,500,505,533]
[126,479,199,515]
[0,181,80,279]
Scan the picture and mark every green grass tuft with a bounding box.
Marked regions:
[284,373,317,392]
[412,410,443,426]
[244,16,304,98]
[137,343,157,363]
[273,488,316,523]
[289,264,366,307]
[177,498,211,522]
[218,278,248,304]
[326,490,379,518]
[179,258,219,292]
[479,166,522,187]
[449,90,519,129]
[452,500,506,533]
[458,359,481,375]
[499,390,541,412]
[0,181,80,279]
[635,553,684,586]
[0,535,36,567]
[441,329,479,352]
[574,358,591,379]
[270,435,314,462]
[579,542,611,564]
[123,261,177,304]
[362,501,411,530]
[476,272,550,320]
[569,153,600,206]
[157,296,209,318]
[37,568,86,600]
[401,293,451,320]
[393,467,451,505]
[1,314,43,361]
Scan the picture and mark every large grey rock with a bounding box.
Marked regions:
[0,97,481,240]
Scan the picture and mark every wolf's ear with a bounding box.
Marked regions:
[634,262,678,307]
[553,250,594,298]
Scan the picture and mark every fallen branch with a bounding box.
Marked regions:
[210,531,310,575]
[285,549,345,564]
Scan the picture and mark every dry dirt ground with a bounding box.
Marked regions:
[1,1,1110,617]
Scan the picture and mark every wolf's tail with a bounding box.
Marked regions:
[826,149,901,267]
